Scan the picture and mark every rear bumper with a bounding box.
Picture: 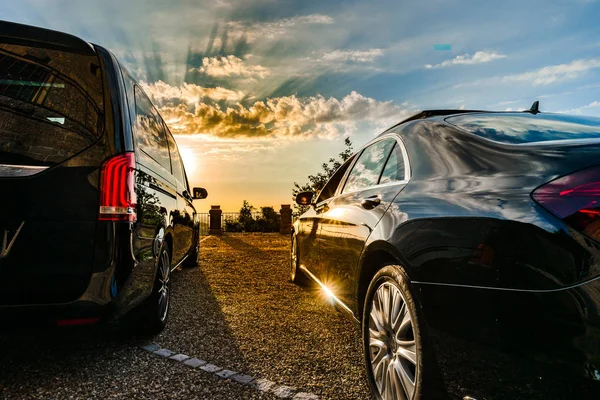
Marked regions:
[414,276,600,399]
[0,223,158,327]
[0,299,113,328]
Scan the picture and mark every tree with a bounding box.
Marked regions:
[256,206,280,232]
[238,200,258,232]
[224,201,281,232]
[292,137,353,215]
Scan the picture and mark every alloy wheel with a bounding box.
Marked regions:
[368,282,418,400]
[157,250,170,322]
[290,237,298,280]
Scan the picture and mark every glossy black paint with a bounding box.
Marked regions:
[294,113,600,398]
[0,21,201,324]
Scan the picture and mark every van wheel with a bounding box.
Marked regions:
[363,265,423,400]
[125,246,171,335]
[182,244,199,268]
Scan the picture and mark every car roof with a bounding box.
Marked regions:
[381,102,549,135]
[0,20,95,55]
[381,109,488,135]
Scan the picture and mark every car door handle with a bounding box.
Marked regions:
[315,203,329,214]
[360,196,381,210]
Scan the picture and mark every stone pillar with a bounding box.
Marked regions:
[209,205,222,235]
[280,204,293,234]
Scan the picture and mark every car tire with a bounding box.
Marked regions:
[182,243,199,268]
[125,245,172,335]
[290,235,309,285]
[363,265,423,400]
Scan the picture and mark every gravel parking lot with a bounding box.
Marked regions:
[0,233,370,400]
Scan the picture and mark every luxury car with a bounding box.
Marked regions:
[292,105,600,399]
[0,21,207,334]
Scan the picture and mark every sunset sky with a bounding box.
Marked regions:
[4,0,600,210]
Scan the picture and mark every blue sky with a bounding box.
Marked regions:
[4,0,600,209]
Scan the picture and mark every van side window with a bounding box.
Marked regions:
[166,127,184,184]
[133,86,170,171]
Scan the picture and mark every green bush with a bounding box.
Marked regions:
[226,201,281,233]
[224,220,243,232]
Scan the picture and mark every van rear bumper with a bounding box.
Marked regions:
[0,222,158,328]
[0,299,114,328]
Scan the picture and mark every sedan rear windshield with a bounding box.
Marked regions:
[446,113,600,144]
[0,43,104,175]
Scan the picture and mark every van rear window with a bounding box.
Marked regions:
[446,113,600,144]
[0,43,103,175]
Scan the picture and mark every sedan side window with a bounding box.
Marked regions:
[316,155,355,203]
[342,139,395,194]
[379,142,406,184]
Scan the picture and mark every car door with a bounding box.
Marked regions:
[296,156,356,281]
[165,128,194,265]
[318,136,410,307]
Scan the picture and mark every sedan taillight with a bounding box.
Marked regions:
[99,152,137,222]
[532,166,600,242]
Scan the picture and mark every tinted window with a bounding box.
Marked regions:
[447,113,600,144]
[342,139,395,194]
[379,143,405,184]
[134,86,170,171]
[0,44,103,175]
[166,128,184,184]
[316,155,355,203]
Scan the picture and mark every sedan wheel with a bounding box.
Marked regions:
[290,235,308,285]
[364,266,422,400]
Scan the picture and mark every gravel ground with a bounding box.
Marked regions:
[0,233,370,400]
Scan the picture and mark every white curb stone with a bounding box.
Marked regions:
[272,385,297,398]
[141,344,320,399]
[200,363,222,373]
[153,349,174,358]
[251,378,276,392]
[215,369,237,379]
[169,354,190,362]
[231,374,254,385]
[183,358,207,368]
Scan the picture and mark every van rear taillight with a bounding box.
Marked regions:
[532,166,600,242]
[99,152,137,222]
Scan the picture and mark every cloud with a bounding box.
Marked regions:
[193,55,270,78]
[425,51,506,68]
[320,48,384,63]
[141,81,245,104]
[503,58,600,85]
[226,14,334,41]
[558,100,600,115]
[150,89,410,139]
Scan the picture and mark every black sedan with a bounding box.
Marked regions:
[291,107,600,400]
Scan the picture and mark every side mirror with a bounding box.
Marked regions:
[192,187,208,200]
[295,191,314,206]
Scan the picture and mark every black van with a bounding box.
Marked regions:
[0,21,207,334]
